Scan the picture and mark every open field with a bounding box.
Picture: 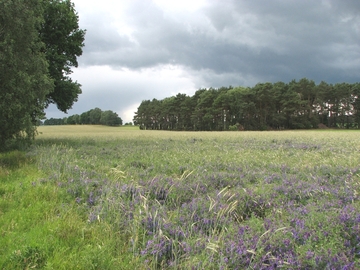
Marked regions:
[1,126,360,269]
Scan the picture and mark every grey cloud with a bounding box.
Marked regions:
[79,0,359,84]
[45,0,360,122]
[83,12,134,50]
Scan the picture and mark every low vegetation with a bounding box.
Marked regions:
[1,126,360,269]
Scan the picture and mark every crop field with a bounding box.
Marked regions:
[1,126,360,269]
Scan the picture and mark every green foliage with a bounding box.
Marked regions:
[229,123,243,131]
[43,117,66,125]
[44,107,123,126]
[41,0,85,113]
[134,80,360,131]
[89,107,102,124]
[0,151,30,169]
[0,0,53,149]
[0,0,85,150]
[100,110,123,126]
[67,113,80,124]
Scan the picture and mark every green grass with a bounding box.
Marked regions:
[0,147,140,269]
[1,126,360,269]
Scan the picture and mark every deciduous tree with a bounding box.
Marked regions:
[40,0,85,112]
[100,110,122,126]
[0,0,84,149]
[0,0,53,149]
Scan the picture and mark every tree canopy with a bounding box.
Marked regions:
[0,0,85,149]
[44,108,123,126]
[0,0,53,149]
[134,79,360,131]
[40,0,85,112]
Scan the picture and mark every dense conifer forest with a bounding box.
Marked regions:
[133,78,360,131]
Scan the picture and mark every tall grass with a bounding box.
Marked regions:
[1,126,360,269]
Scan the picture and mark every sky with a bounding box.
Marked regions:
[45,0,360,123]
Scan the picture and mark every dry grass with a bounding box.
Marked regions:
[37,125,360,140]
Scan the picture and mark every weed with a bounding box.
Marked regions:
[1,126,360,269]
[4,246,46,269]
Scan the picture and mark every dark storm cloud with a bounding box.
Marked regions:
[79,0,359,85]
[198,0,360,84]
[45,0,360,122]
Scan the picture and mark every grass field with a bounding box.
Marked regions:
[1,125,360,269]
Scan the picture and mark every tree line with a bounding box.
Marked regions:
[133,78,360,131]
[44,108,123,126]
[0,0,85,149]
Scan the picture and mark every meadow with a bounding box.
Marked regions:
[1,125,360,269]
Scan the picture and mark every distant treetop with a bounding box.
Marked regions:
[44,108,123,126]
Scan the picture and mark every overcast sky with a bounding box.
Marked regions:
[45,0,360,123]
